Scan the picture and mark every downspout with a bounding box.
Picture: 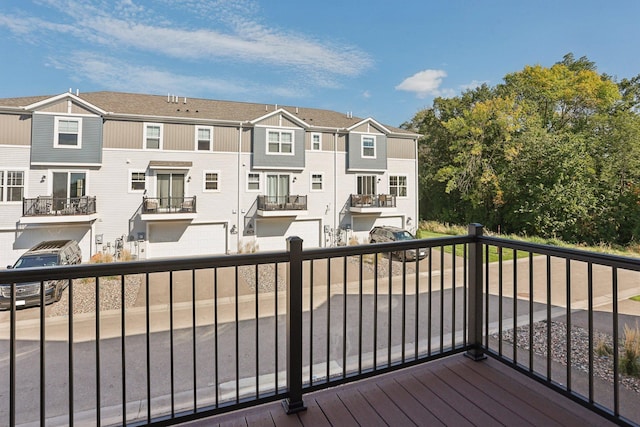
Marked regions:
[236,121,243,254]
[334,129,338,246]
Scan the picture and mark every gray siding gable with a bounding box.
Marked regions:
[31,114,103,164]
[347,132,387,171]
[252,126,305,170]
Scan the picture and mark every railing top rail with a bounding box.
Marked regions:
[0,250,290,282]
[480,235,640,271]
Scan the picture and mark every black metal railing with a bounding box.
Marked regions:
[142,196,196,214]
[349,193,396,208]
[257,195,307,211]
[0,225,637,426]
[22,196,97,217]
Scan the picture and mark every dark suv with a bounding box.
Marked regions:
[369,226,427,260]
[1,240,82,309]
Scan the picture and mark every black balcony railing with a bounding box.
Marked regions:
[350,193,396,208]
[142,196,196,214]
[0,225,637,426]
[22,196,97,217]
[257,195,307,211]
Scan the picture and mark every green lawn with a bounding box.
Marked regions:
[416,229,527,263]
[631,295,640,302]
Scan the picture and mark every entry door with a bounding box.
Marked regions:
[157,173,185,209]
[357,175,376,195]
[266,174,289,205]
[52,172,86,210]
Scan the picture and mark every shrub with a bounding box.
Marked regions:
[620,322,640,377]
[90,252,114,263]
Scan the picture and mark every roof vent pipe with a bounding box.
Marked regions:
[275,104,278,110]
[76,89,79,96]
[167,93,170,103]
[184,97,187,104]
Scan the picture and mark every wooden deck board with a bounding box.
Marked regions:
[313,394,359,426]
[180,355,618,427]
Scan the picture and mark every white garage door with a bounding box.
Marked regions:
[148,222,226,259]
[256,219,320,252]
[10,225,92,263]
[352,215,403,233]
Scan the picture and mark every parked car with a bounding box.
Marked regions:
[1,240,82,309]
[369,226,427,260]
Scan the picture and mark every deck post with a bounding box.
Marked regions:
[283,236,307,414]
[466,223,487,361]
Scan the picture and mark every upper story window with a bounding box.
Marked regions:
[0,170,25,202]
[267,130,294,155]
[361,135,376,158]
[196,126,213,151]
[247,173,260,191]
[204,171,220,191]
[310,173,323,191]
[144,123,163,150]
[130,171,146,192]
[54,117,82,148]
[389,175,407,197]
[311,133,322,151]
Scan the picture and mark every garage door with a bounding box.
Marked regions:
[148,222,226,259]
[11,225,92,263]
[352,215,403,233]
[256,219,320,252]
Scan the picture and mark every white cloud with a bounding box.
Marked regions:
[0,0,372,88]
[362,90,371,99]
[48,52,305,98]
[395,69,448,98]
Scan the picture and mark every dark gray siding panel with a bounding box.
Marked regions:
[252,127,305,169]
[347,132,387,171]
[31,115,103,164]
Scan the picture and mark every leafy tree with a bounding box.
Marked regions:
[410,53,640,244]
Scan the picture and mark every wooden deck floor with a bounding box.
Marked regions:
[181,354,616,427]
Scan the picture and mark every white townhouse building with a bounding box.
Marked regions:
[0,91,420,265]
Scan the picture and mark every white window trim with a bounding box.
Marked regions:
[0,169,27,204]
[311,132,322,151]
[128,169,146,194]
[389,174,408,198]
[203,170,221,192]
[310,172,324,192]
[54,116,83,149]
[246,172,261,192]
[144,123,163,150]
[361,135,376,158]
[195,125,214,151]
[266,129,295,156]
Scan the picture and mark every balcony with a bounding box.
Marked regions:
[140,196,197,221]
[0,227,637,426]
[20,196,98,224]
[256,194,307,217]
[349,193,397,213]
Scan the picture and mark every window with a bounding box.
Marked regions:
[54,117,82,148]
[389,175,407,197]
[311,133,321,151]
[267,130,294,154]
[247,173,260,191]
[204,171,220,191]
[361,135,376,158]
[196,126,213,151]
[0,170,25,202]
[144,123,162,149]
[130,172,146,192]
[310,173,323,191]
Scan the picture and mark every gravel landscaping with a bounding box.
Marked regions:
[495,320,640,394]
[46,275,142,317]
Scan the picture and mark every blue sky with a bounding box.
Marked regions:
[1,0,639,127]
